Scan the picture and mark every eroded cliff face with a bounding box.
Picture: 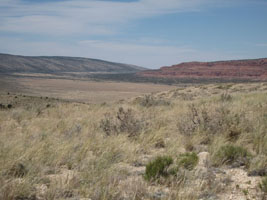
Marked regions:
[139,58,267,80]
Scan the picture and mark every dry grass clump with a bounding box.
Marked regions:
[259,177,267,194]
[0,83,266,199]
[211,144,251,167]
[134,94,170,107]
[220,92,233,102]
[177,152,199,170]
[248,155,267,176]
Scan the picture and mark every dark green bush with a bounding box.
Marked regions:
[144,156,173,181]
[0,104,5,109]
[177,152,198,170]
[212,145,250,167]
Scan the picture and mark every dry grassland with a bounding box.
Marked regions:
[0,82,267,200]
[0,76,176,103]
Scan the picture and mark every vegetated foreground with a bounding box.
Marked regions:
[0,82,267,200]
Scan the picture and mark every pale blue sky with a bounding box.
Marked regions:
[0,0,267,68]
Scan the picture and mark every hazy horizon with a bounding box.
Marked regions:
[1,0,267,68]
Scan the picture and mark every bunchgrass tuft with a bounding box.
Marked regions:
[259,177,267,194]
[177,152,199,170]
[212,144,250,167]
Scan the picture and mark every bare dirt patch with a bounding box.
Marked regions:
[0,76,175,103]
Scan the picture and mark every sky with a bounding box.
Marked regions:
[0,0,267,68]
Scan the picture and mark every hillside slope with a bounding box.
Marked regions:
[139,58,267,80]
[0,53,145,73]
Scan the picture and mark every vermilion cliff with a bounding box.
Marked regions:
[139,58,267,80]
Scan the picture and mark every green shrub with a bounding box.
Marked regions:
[212,145,250,167]
[144,156,173,181]
[242,189,248,196]
[259,177,267,194]
[177,152,198,170]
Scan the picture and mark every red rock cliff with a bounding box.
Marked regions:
[139,58,267,80]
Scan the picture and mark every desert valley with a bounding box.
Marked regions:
[1,0,267,199]
[0,53,267,200]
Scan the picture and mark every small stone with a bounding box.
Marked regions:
[152,191,167,199]
[197,152,210,168]
[198,191,219,200]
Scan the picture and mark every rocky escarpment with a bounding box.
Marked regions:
[139,58,267,81]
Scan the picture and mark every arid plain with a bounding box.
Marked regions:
[0,55,267,200]
[0,75,176,103]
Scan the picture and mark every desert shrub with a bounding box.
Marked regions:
[144,156,173,181]
[7,163,27,178]
[154,138,165,148]
[0,179,36,200]
[184,136,195,151]
[216,84,233,90]
[116,107,141,135]
[0,104,6,109]
[252,128,267,155]
[212,145,250,167]
[63,124,82,137]
[248,155,267,176]
[100,107,144,137]
[137,95,170,107]
[0,104,12,109]
[177,104,202,136]
[177,152,198,170]
[226,129,241,142]
[177,103,247,137]
[178,103,227,136]
[259,177,267,194]
[100,113,116,136]
[220,93,232,102]
[177,103,218,136]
